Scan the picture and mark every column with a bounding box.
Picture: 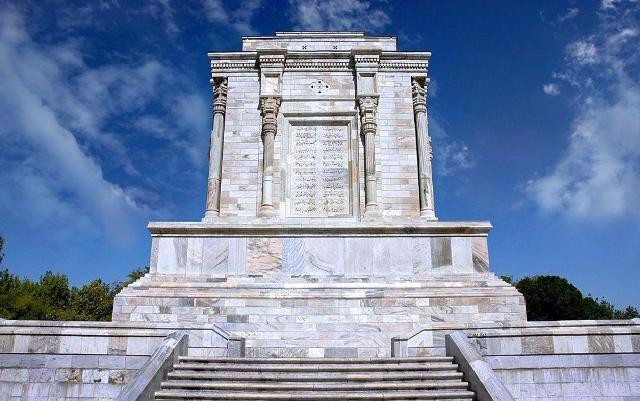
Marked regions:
[353,50,381,218]
[411,77,436,219]
[358,95,380,216]
[258,95,281,217]
[203,77,228,221]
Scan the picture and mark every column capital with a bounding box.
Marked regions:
[259,96,281,137]
[212,77,228,115]
[411,77,427,114]
[357,95,379,135]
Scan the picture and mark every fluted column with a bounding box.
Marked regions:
[203,77,228,221]
[358,95,380,216]
[258,96,281,217]
[411,77,436,219]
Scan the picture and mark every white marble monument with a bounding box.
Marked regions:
[113,32,526,357]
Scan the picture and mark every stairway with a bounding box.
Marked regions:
[154,356,475,400]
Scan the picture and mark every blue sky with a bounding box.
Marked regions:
[0,0,638,307]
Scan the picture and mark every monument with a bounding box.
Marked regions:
[1,32,638,401]
[113,31,527,358]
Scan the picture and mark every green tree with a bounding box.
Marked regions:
[512,275,639,321]
[70,279,114,321]
[515,276,584,320]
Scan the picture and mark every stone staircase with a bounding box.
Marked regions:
[154,356,474,400]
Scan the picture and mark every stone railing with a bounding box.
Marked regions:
[393,328,514,400]
[0,320,245,400]
[214,324,246,357]
[446,331,515,401]
[115,331,188,401]
[390,319,640,357]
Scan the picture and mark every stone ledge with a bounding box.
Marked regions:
[147,220,492,237]
[486,353,640,369]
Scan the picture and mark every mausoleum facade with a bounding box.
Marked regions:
[1,32,638,401]
[113,31,527,358]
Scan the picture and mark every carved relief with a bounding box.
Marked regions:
[212,77,228,115]
[289,124,350,218]
[260,96,281,136]
[358,96,378,135]
[309,79,330,94]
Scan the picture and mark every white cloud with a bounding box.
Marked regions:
[0,5,208,242]
[429,115,475,176]
[202,0,263,35]
[566,40,597,65]
[288,0,390,31]
[559,7,580,22]
[543,83,561,96]
[526,1,640,220]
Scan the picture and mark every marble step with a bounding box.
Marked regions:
[166,371,464,382]
[160,380,469,391]
[154,389,475,400]
[178,356,454,364]
[172,363,459,372]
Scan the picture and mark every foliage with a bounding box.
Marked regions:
[0,259,149,321]
[509,275,639,321]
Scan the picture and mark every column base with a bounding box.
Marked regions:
[202,210,220,223]
[363,204,382,221]
[258,205,278,219]
[419,209,438,220]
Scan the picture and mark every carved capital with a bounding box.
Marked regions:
[260,96,281,136]
[212,77,228,115]
[411,77,427,114]
[357,96,378,135]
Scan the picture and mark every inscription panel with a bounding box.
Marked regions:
[288,123,351,217]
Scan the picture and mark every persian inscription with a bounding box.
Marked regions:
[289,124,350,217]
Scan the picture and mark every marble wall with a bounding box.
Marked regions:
[152,234,489,278]
[474,324,640,401]
[216,33,426,219]
[0,321,233,401]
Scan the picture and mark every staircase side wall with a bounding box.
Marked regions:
[470,322,640,401]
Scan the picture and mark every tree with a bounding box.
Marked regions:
[71,279,114,321]
[0,259,149,321]
[0,235,4,265]
[515,276,584,320]
[511,275,639,321]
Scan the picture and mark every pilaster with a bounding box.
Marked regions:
[411,77,436,219]
[203,77,228,221]
[257,50,285,218]
[353,50,382,219]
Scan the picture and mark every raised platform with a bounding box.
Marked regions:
[113,221,526,357]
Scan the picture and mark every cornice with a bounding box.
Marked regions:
[209,51,431,74]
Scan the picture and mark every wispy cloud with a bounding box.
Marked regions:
[429,114,475,176]
[202,0,263,35]
[543,83,561,96]
[288,0,390,31]
[559,7,580,23]
[526,1,640,220]
[0,5,208,242]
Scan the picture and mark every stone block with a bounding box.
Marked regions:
[522,335,554,354]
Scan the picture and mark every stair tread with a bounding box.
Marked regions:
[160,380,469,390]
[178,357,453,364]
[167,371,464,381]
[173,363,458,372]
[154,389,475,400]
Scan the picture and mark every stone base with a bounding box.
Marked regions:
[113,273,525,357]
[113,220,526,357]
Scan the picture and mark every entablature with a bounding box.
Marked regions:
[208,50,431,77]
